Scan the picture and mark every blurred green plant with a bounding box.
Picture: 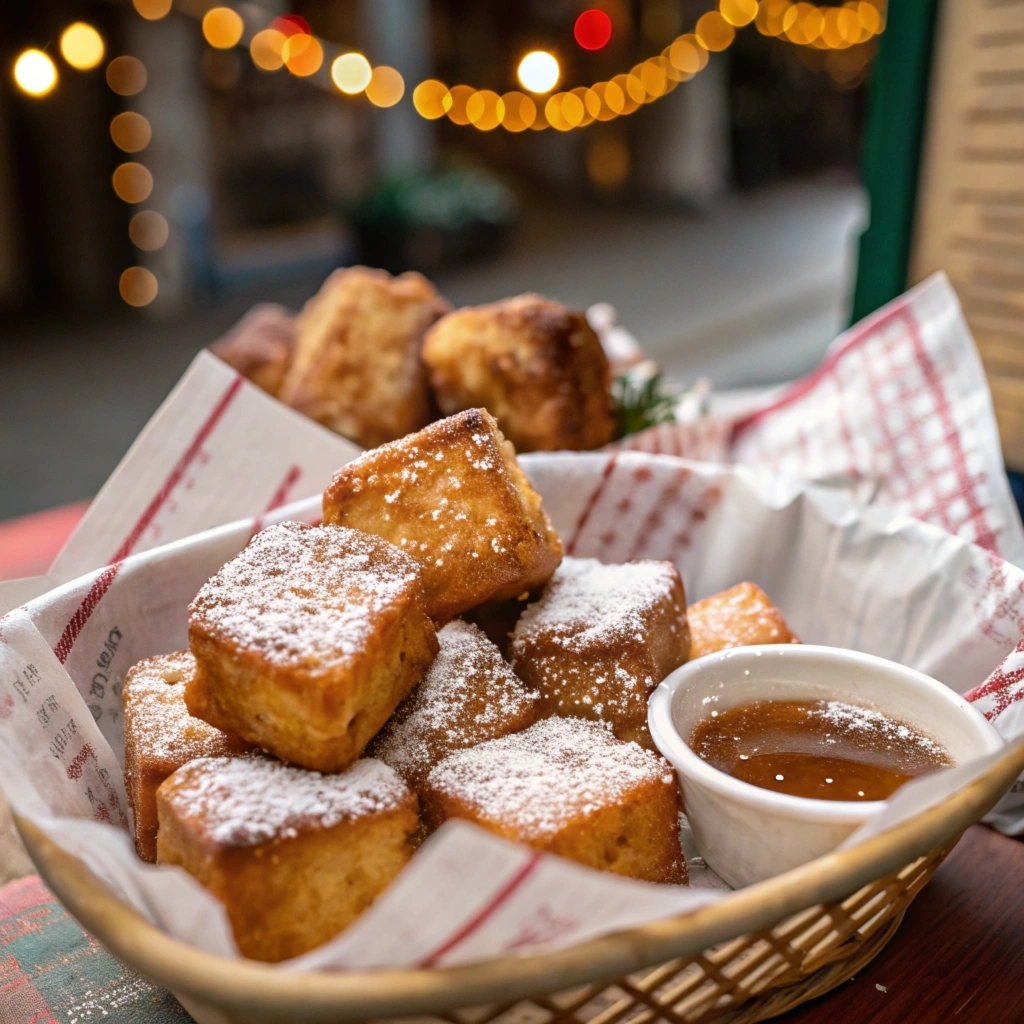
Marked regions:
[613,371,680,436]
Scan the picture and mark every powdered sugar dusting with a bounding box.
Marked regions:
[124,651,246,768]
[425,717,675,840]
[189,522,422,671]
[161,756,412,847]
[370,621,539,786]
[513,557,681,654]
[510,557,683,718]
[811,701,949,761]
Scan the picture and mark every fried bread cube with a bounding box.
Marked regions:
[422,717,685,884]
[210,303,295,397]
[278,266,449,447]
[369,620,540,791]
[421,294,616,452]
[186,522,438,773]
[157,756,419,961]
[123,651,252,863]
[322,408,563,621]
[687,582,799,660]
[510,557,689,748]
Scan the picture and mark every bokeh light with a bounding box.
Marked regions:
[250,29,285,72]
[60,23,105,71]
[638,60,667,101]
[202,8,244,50]
[719,0,759,28]
[500,91,536,131]
[13,50,58,97]
[282,34,323,76]
[120,267,159,307]
[110,111,152,152]
[445,85,475,125]
[695,11,735,51]
[611,73,641,115]
[517,51,560,94]
[545,94,570,132]
[129,210,169,251]
[412,79,450,119]
[365,65,405,107]
[331,52,371,93]
[467,89,503,131]
[112,162,153,203]
[132,0,172,19]
[272,15,311,37]
[587,134,630,189]
[574,10,613,51]
[106,56,147,95]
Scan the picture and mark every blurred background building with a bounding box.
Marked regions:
[2,0,900,517]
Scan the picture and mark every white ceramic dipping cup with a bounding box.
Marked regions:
[648,644,1004,888]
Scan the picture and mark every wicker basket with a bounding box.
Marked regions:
[15,741,1024,1024]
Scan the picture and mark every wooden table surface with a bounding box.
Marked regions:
[776,824,1024,1023]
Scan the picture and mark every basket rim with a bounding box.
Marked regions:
[16,739,1024,1021]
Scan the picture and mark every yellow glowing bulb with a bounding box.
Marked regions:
[719,0,759,28]
[412,79,450,119]
[517,50,559,94]
[282,34,323,76]
[120,267,159,307]
[112,162,154,204]
[110,111,152,152]
[365,65,405,107]
[202,8,244,50]
[695,11,735,51]
[331,52,372,93]
[132,0,172,19]
[13,50,58,97]
[60,23,105,70]
[250,29,285,71]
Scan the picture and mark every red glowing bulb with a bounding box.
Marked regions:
[574,9,613,50]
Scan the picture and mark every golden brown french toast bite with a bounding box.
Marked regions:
[156,756,419,962]
[422,717,685,884]
[278,266,449,447]
[369,620,540,791]
[186,521,438,773]
[123,650,252,863]
[687,581,799,660]
[421,293,616,452]
[510,556,689,748]
[322,408,563,621]
[210,303,295,397]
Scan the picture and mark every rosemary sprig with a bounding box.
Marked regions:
[613,371,679,436]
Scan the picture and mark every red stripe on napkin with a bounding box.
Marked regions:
[418,852,542,967]
[53,375,244,664]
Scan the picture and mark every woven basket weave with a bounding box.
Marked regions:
[15,742,1023,1024]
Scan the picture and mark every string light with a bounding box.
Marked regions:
[412,79,450,119]
[13,50,58,97]
[331,52,371,94]
[106,56,147,96]
[575,10,613,51]
[119,267,159,307]
[250,29,286,72]
[132,0,171,19]
[282,34,323,77]
[517,51,560,94]
[112,162,154,204]
[202,8,244,50]
[110,111,152,152]
[365,66,405,107]
[60,23,105,71]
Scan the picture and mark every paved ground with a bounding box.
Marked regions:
[1,177,864,522]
